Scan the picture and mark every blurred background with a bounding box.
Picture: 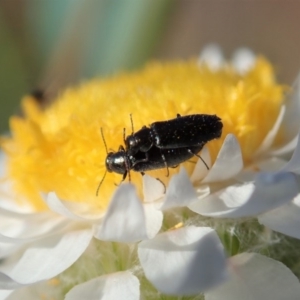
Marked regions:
[0,0,300,132]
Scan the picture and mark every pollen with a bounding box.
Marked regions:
[47,278,60,286]
[1,58,285,210]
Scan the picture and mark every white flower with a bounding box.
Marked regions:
[1,46,300,299]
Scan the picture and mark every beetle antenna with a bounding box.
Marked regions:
[100,128,108,154]
[130,113,134,134]
[96,170,107,196]
[123,127,126,145]
[96,128,109,197]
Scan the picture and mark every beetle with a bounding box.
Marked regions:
[125,114,223,155]
[96,113,223,196]
[105,143,205,178]
[96,142,205,196]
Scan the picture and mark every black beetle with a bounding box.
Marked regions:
[125,114,223,155]
[96,143,205,196]
[105,143,204,177]
[96,114,222,196]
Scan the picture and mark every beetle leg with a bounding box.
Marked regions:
[123,170,129,182]
[156,177,166,192]
[118,145,126,152]
[114,170,128,187]
[132,152,149,166]
[187,149,209,170]
[159,150,169,177]
[140,172,166,193]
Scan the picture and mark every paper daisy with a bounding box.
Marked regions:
[1,46,300,299]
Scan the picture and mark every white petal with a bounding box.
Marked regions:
[65,271,140,300]
[189,172,298,218]
[0,290,13,300]
[198,44,224,71]
[138,226,228,295]
[254,105,286,156]
[0,151,6,177]
[0,155,15,212]
[236,157,288,183]
[270,134,298,156]
[194,184,211,200]
[280,132,300,174]
[280,74,300,143]
[143,203,163,239]
[161,167,198,210]
[4,280,66,300]
[231,48,256,74]
[190,146,211,183]
[0,234,28,244]
[205,253,300,300]
[4,287,37,300]
[46,192,103,221]
[0,153,32,213]
[202,134,243,183]
[189,182,254,217]
[0,244,21,261]
[0,210,69,260]
[0,207,37,219]
[0,274,21,290]
[93,184,148,242]
[255,157,288,172]
[258,194,300,239]
[0,227,93,286]
[142,174,165,203]
[0,211,68,244]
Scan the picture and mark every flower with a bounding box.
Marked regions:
[1,46,300,299]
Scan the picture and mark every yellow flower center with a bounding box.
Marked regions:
[1,58,285,211]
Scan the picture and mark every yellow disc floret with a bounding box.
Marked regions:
[1,58,285,210]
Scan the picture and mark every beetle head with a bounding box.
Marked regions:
[125,127,152,154]
[105,151,129,175]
